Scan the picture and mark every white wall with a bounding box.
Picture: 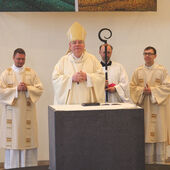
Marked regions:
[0,0,170,162]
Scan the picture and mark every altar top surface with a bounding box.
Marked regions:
[49,103,142,111]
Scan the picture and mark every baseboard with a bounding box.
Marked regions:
[0,160,49,168]
[38,160,49,166]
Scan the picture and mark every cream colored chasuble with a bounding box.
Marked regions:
[52,51,105,104]
[0,65,43,149]
[130,63,170,144]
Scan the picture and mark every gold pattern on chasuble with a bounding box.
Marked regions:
[7,68,16,87]
[150,132,155,137]
[23,67,32,86]
[6,137,12,142]
[23,68,32,106]
[138,79,144,86]
[25,100,32,146]
[7,84,13,88]
[6,106,12,147]
[26,120,31,129]
[6,106,12,128]
[6,119,12,129]
[25,68,31,72]
[155,78,161,84]
[151,114,157,119]
[25,124,32,147]
[26,120,31,125]
[7,68,12,73]
[25,97,32,146]
[26,138,31,143]
[7,68,14,87]
[25,137,31,147]
[150,113,157,141]
[6,119,12,124]
[6,128,12,146]
[139,79,144,83]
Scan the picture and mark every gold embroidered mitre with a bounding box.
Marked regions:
[67,22,86,42]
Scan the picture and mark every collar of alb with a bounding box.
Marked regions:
[12,64,24,72]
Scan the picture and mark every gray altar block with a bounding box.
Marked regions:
[48,103,144,170]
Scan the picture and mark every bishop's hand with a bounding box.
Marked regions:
[72,71,87,83]
[17,82,27,91]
